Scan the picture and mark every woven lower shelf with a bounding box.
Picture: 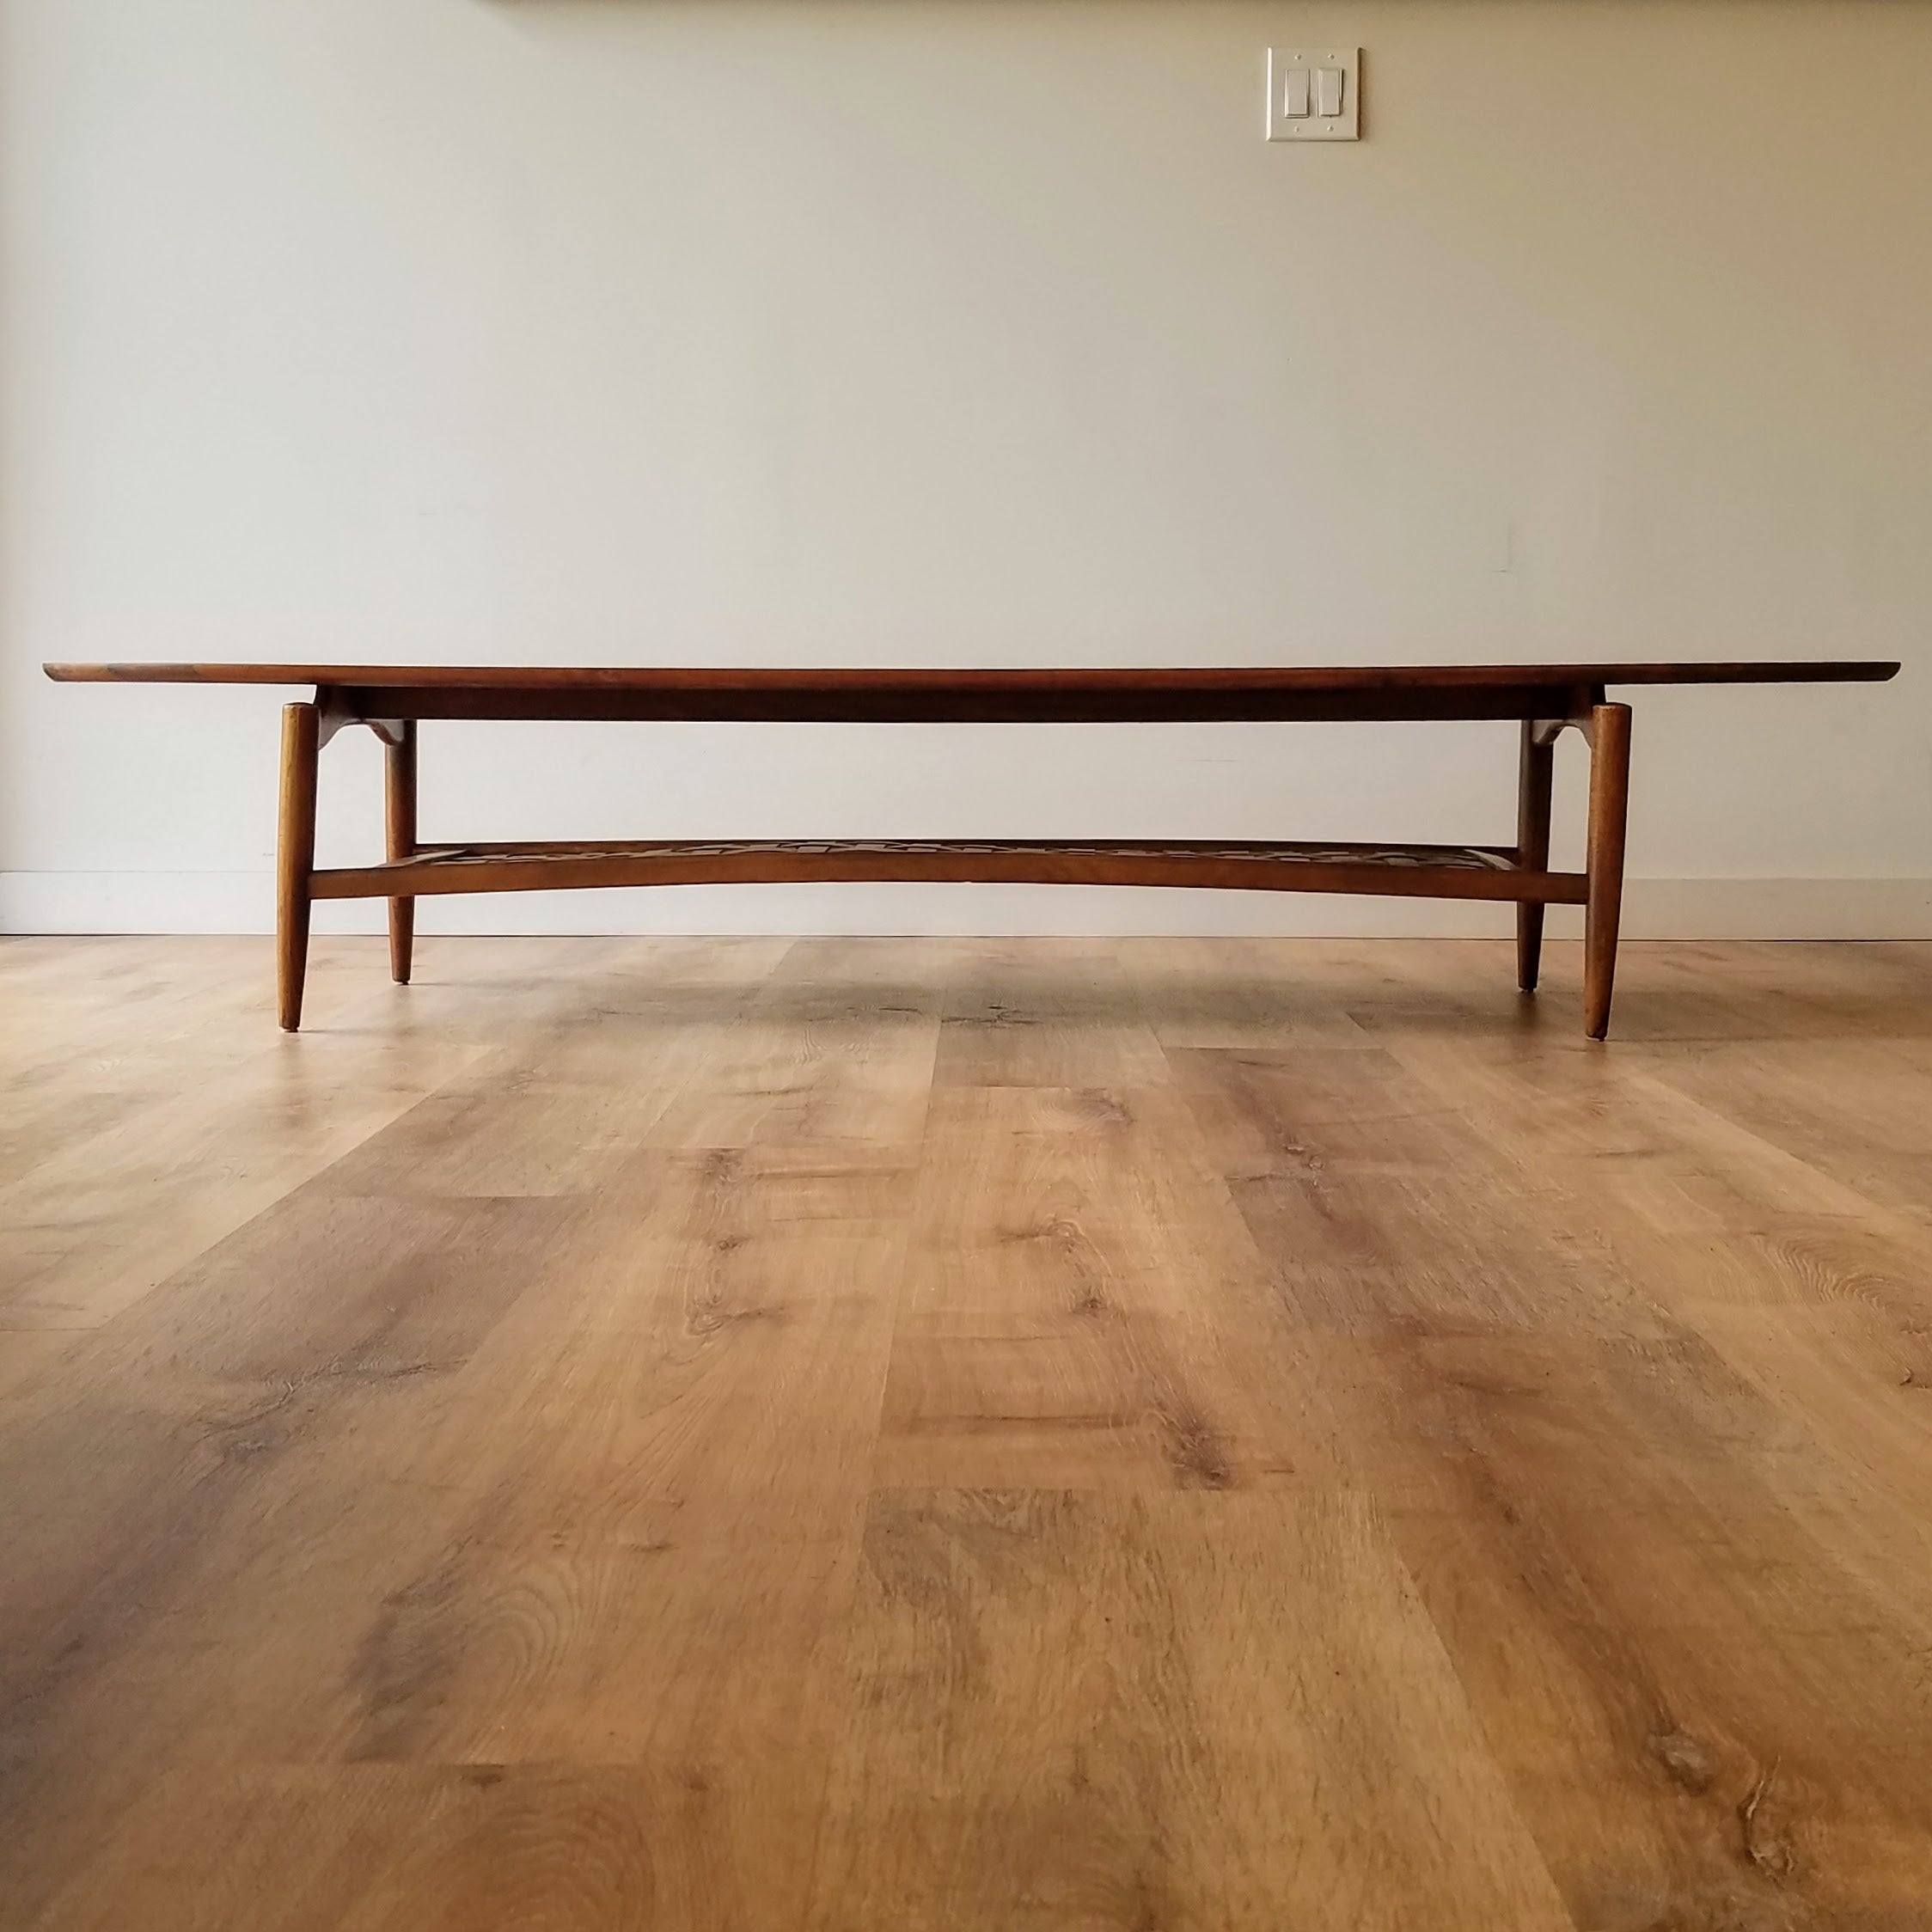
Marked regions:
[310,837,1588,906]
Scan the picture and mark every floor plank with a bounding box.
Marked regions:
[807,1489,1574,1931]
[876,1080,1327,1491]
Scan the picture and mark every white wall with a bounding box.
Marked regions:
[3,0,1928,938]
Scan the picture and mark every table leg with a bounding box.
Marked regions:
[1515,718,1556,993]
[277,701,319,1032]
[1584,701,1632,1040]
[385,719,418,985]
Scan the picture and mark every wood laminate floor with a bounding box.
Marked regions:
[3,934,1932,1931]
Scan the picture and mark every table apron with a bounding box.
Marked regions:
[324,682,1605,726]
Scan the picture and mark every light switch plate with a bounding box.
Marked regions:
[1267,48,1360,142]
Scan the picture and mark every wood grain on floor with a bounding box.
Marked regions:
[3,935,1931,1931]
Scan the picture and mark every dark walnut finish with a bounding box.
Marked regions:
[43,658,1898,1036]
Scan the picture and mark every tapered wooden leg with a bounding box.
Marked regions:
[385,719,418,985]
[276,701,320,1032]
[1583,701,1632,1041]
[1515,718,1555,994]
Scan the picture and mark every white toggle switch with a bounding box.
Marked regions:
[1267,48,1360,141]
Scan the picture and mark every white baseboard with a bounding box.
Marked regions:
[3,871,1929,939]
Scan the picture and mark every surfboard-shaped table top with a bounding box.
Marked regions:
[42,658,1899,722]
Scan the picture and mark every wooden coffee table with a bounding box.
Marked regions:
[44,660,1898,1036]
